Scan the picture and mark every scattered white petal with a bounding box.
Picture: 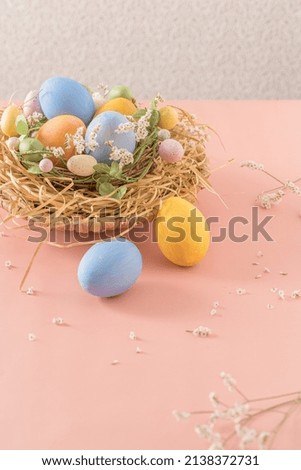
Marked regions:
[257,250,263,258]
[26,286,35,295]
[172,410,191,421]
[291,290,301,299]
[266,304,274,310]
[192,326,211,337]
[220,371,237,391]
[210,308,217,316]
[258,431,271,450]
[52,317,64,325]
[4,260,12,269]
[213,301,220,308]
[278,290,285,300]
[264,267,271,273]
[111,360,119,365]
[255,274,262,279]
[271,287,278,293]
[129,331,136,340]
[252,262,260,266]
[236,288,247,295]
[28,333,36,342]
[136,346,142,354]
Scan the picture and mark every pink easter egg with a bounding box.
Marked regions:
[39,158,53,173]
[23,90,42,118]
[158,138,184,163]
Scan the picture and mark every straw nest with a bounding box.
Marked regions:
[0,107,211,234]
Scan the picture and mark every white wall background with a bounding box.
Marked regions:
[1,0,301,100]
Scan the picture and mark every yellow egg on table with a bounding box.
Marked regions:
[95,97,137,117]
[0,105,21,137]
[155,196,210,267]
[158,106,179,130]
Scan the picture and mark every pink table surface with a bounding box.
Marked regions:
[0,101,301,450]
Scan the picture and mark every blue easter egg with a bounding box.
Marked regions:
[39,77,95,125]
[85,111,136,164]
[78,238,142,297]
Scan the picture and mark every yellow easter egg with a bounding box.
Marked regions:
[0,105,21,137]
[158,106,179,130]
[95,97,137,117]
[156,196,210,267]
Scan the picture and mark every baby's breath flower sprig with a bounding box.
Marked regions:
[241,160,301,209]
[173,372,301,450]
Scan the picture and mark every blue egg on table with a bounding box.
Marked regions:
[39,76,95,125]
[78,238,143,297]
[85,111,136,164]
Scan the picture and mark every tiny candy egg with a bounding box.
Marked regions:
[158,138,184,163]
[6,136,20,151]
[67,154,97,177]
[158,129,171,141]
[39,158,53,173]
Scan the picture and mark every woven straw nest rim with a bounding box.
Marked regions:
[0,106,212,233]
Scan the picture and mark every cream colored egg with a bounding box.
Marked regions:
[67,154,97,177]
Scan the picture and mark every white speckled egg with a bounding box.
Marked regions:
[67,154,97,176]
[158,138,184,163]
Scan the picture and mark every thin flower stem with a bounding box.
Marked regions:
[247,391,301,404]
[268,402,300,450]
[241,398,298,426]
[190,410,212,415]
[232,385,249,402]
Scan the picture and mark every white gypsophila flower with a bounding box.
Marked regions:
[192,326,211,337]
[26,286,35,295]
[271,287,278,293]
[258,431,270,450]
[92,92,106,109]
[109,146,134,167]
[195,424,213,439]
[129,331,136,340]
[210,308,217,316]
[241,160,264,171]
[226,402,249,423]
[285,180,301,195]
[27,112,44,126]
[135,108,152,142]
[72,126,85,154]
[258,190,285,209]
[220,372,237,392]
[28,333,36,342]
[236,426,257,449]
[86,124,101,151]
[153,93,164,106]
[46,146,65,158]
[172,410,191,421]
[95,83,109,96]
[52,317,64,325]
[266,304,275,309]
[4,260,12,269]
[115,121,136,134]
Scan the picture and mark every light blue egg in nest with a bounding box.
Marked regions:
[78,238,143,297]
[85,111,136,164]
[39,76,95,125]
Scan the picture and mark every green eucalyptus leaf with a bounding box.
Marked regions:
[114,185,127,199]
[27,164,42,175]
[109,161,122,178]
[98,182,116,196]
[149,109,160,129]
[16,114,29,136]
[93,163,111,174]
[133,108,147,119]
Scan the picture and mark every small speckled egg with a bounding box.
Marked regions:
[39,77,95,125]
[78,238,143,297]
[158,138,184,163]
[6,136,20,151]
[85,111,136,164]
[23,90,42,117]
[0,105,21,137]
[39,158,53,172]
[67,154,97,176]
[158,129,171,141]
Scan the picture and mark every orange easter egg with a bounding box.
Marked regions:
[37,115,86,164]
